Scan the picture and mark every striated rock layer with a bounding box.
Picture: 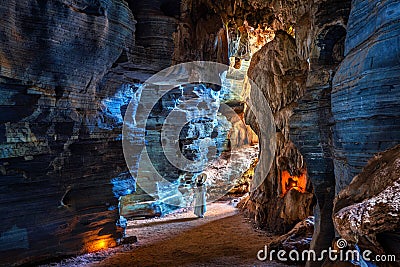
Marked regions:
[331,0,400,192]
[0,0,399,265]
[0,0,236,264]
[0,0,137,265]
[329,0,400,264]
[290,0,351,262]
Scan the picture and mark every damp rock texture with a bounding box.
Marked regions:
[1,0,400,266]
[330,1,400,262]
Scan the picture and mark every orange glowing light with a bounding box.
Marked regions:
[86,238,115,253]
[281,170,307,195]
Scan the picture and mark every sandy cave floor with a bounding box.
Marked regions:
[41,200,292,267]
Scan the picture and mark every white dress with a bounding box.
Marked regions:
[194,184,207,217]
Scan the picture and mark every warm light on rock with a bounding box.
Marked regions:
[0,0,399,265]
[85,238,115,253]
[281,170,307,195]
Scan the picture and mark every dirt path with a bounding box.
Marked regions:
[87,201,289,267]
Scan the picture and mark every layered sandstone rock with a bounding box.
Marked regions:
[119,0,257,221]
[332,0,400,192]
[0,0,136,265]
[327,1,400,265]
[1,0,399,266]
[290,1,351,262]
[128,0,178,71]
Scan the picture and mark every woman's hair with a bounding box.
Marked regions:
[195,173,207,186]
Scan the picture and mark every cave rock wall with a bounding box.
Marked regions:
[245,31,314,233]
[333,144,400,262]
[0,0,137,265]
[332,0,400,193]
[329,0,400,262]
[289,0,351,261]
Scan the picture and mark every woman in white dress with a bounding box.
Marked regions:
[194,173,207,218]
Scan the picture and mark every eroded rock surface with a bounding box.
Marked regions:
[0,0,235,264]
[329,1,400,262]
[0,0,136,265]
[244,31,314,233]
[1,0,399,266]
[332,0,400,192]
[333,144,400,261]
[268,216,314,263]
[290,0,351,261]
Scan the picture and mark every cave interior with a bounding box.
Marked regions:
[0,0,399,266]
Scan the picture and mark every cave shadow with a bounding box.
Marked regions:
[127,217,199,229]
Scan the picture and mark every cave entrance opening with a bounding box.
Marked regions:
[317,24,347,65]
